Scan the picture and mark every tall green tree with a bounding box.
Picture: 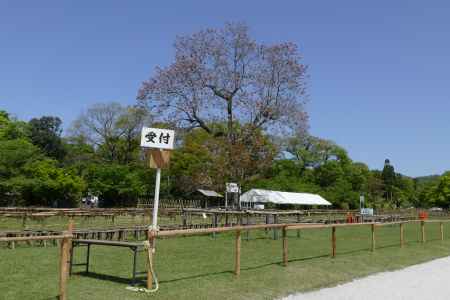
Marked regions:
[0,111,29,140]
[0,138,84,207]
[427,172,450,208]
[84,163,152,207]
[28,116,66,160]
[382,159,396,204]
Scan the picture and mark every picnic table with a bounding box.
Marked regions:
[69,239,147,285]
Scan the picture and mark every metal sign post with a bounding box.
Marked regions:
[152,168,161,228]
[226,183,240,210]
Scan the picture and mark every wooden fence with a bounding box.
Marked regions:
[0,222,74,300]
[146,219,450,286]
[2,219,450,298]
[137,198,203,209]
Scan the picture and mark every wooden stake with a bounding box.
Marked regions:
[371,224,376,252]
[400,223,404,248]
[282,226,288,267]
[59,220,73,300]
[235,230,241,276]
[441,222,444,241]
[59,237,69,300]
[421,221,426,243]
[67,219,74,268]
[331,226,336,258]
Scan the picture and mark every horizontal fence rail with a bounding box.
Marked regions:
[0,234,72,242]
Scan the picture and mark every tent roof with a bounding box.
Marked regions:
[240,189,331,206]
[197,189,223,198]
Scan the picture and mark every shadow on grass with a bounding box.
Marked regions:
[159,270,233,284]
[276,253,331,265]
[72,271,133,285]
[74,269,234,285]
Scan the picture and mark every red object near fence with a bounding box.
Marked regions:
[419,211,429,220]
[346,213,355,223]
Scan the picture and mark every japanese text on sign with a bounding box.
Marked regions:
[226,183,240,193]
[140,127,175,150]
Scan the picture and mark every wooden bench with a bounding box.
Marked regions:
[69,239,146,285]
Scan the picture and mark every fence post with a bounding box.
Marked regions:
[421,221,426,243]
[182,211,187,228]
[59,220,73,300]
[273,215,279,240]
[245,214,250,241]
[282,226,288,267]
[296,214,301,238]
[371,224,376,252]
[441,222,444,241]
[235,230,241,276]
[331,226,336,258]
[212,214,217,239]
[400,223,404,248]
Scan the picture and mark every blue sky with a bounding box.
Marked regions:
[1,0,449,177]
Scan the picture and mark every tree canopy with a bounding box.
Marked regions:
[0,105,447,209]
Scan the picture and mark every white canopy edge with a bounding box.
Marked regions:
[197,189,223,198]
[240,189,331,206]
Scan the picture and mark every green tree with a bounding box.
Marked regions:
[28,116,66,160]
[428,172,450,208]
[169,126,276,196]
[285,135,349,174]
[382,159,396,204]
[0,139,84,207]
[0,111,29,140]
[84,163,153,207]
[21,159,85,207]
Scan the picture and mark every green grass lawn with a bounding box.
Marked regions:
[2,222,450,300]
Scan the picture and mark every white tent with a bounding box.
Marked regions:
[240,189,331,206]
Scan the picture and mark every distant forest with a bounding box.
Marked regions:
[1,106,448,209]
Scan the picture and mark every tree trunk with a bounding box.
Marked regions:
[227,98,236,180]
[227,98,234,145]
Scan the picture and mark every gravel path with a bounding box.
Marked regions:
[283,256,450,300]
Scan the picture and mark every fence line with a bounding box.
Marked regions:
[2,219,450,298]
[148,219,450,281]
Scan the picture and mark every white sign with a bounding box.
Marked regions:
[140,127,175,150]
[361,208,374,216]
[226,183,239,193]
